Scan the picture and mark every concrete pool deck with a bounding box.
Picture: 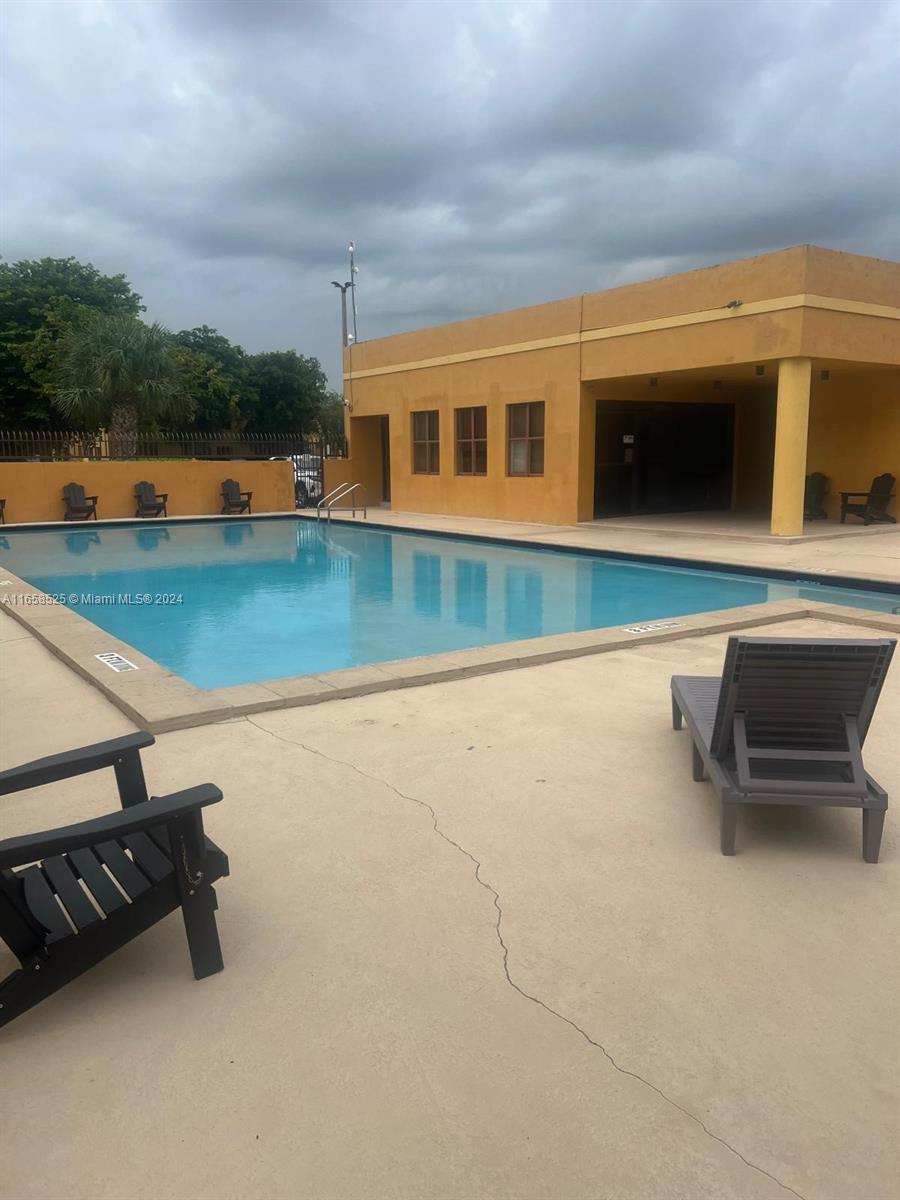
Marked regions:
[1,609,898,1200]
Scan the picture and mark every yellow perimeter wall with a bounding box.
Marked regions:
[0,460,295,524]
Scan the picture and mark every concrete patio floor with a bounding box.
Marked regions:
[1,609,897,1200]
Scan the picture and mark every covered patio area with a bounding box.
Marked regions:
[585,359,899,536]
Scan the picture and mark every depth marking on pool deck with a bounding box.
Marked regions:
[95,652,139,672]
[623,621,685,634]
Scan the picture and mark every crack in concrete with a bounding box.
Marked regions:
[245,715,806,1200]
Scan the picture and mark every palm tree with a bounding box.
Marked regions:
[52,313,187,457]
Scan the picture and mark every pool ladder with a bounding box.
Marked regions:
[316,482,367,522]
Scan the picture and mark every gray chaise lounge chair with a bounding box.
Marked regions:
[671,636,895,861]
[134,480,168,518]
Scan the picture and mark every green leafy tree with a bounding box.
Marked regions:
[314,390,347,448]
[0,257,144,426]
[51,313,188,457]
[246,350,329,432]
[171,326,257,431]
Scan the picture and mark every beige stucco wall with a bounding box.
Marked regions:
[343,344,583,523]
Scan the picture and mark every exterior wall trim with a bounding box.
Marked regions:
[343,293,900,381]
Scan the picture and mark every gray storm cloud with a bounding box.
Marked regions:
[2,0,898,385]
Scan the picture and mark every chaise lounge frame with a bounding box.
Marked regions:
[671,636,894,861]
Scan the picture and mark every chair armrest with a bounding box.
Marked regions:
[0,784,223,870]
[840,491,869,500]
[0,732,154,796]
[242,491,253,500]
[158,493,169,502]
[87,496,98,504]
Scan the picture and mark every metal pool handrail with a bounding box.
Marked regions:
[316,482,367,522]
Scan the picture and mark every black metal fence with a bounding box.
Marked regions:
[0,429,347,462]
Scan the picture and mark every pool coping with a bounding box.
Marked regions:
[2,566,898,733]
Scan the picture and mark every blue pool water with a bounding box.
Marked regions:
[0,519,896,689]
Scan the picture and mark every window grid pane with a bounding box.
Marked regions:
[507,402,545,476]
[412,410,440,475]
[508,405,527,438]
[455,405,487,475]
[508,439,528,475]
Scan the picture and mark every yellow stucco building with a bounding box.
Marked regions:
[329,245,899,536]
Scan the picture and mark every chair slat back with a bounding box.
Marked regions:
[64,482,86,507]
[222,479,240,502]
[135,481,156,504]
[709,636,895,761]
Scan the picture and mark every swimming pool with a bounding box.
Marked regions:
[1,519,896,689]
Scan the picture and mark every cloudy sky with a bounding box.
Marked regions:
[2,0,898,386]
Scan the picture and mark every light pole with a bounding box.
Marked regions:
[331,280,352,347]
[348,241,358,344]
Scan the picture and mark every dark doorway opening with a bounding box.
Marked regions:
[379,415,391,504]
[594,400,734,518]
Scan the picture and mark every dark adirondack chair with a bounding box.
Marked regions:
[803,472,828,520]
[62,482,98,521]
[0,733,228,1028]
[671,636,895,861]
[840,473,896,525]
[134,480,168,518]
[0,498,6,524]
[221,479,252,515]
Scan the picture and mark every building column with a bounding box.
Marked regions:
[770,358,812,536]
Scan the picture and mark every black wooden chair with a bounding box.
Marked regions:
[134,480,168,518]
[0,498,6,524]
[221,479,252,515]
[62,482,98,521]
[0,733,228,1028]
[671,636,895,861]
[803,472,828,520]
[840,473,896,525]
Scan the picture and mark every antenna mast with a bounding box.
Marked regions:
[348,241,359,344]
